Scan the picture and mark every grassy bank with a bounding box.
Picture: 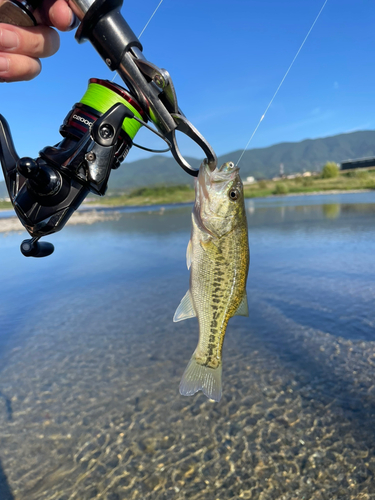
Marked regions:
[90,168,375,206]
[0,200,11,209]
[93,184,196,207]
[2,169,374,211]
[243,169,375,198]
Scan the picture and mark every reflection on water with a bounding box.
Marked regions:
[322,203,340,218]
[0,192,375,499]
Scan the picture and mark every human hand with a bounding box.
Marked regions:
[0,0,75,82]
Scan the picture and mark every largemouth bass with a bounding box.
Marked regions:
[174,160,249,402]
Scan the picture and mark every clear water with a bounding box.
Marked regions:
[0,192,375,499]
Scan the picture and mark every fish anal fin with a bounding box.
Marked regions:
[173,290,196,322]
[186,239,192,270]
[234,292,249,317]
[179,354,222,402]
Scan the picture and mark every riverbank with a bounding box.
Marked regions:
[0,189,374,234]
[0,169,374,212]
[0,209,122,233]
[89,168,375,206]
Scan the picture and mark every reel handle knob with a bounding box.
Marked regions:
[17,157,61,196]
[16,157,39,179]
[20,238,54,258]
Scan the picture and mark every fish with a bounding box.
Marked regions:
[173,160,250,402]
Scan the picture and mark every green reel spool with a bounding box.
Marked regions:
[79,78,147,141]
[63,77,171,160]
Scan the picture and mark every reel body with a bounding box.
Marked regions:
[0,79,146,256]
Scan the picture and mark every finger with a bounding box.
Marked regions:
[37,0,75,31]
[0,24,60,58]
[0,52,41,81]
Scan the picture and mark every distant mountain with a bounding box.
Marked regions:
[107,130,375,192]
[1,130,375,197]
[217,130,375,179]
[108,155,201,192]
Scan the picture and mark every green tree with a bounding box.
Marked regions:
[273,182,289,195]
[321,162,339,179]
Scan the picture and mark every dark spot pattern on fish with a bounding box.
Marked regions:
[207,343,215,355]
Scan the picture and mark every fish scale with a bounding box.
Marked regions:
[174,160,249,402]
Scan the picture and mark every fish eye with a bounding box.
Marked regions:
[228,189,239,201]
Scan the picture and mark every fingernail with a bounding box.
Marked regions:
[0,29,19,50]
[68,13,80,29]
[0,57,9,74]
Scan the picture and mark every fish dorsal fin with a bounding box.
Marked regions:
[186,239,192,270]
[173,290,196,322]
[234,293,249,317]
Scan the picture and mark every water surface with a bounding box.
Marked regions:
[1,192,375,499]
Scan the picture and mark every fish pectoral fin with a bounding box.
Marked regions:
[200,239,221,261]
[173,290,196,322]
[186,239,192,270]
[234,292,249,317]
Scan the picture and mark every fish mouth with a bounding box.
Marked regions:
[193,161,219,237]
[196,160,211,202]
[196,160,241,204]
[212,161,240,185]
[194,160,241,237]
[217,161,239,175]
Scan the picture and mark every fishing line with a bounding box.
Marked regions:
[112,0,165,82]
[138,0,165,38]
[237,0,329,166]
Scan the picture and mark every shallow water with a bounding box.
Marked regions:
[1,192,375,499]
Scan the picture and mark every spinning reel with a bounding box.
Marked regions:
[0,78,151,257]
[0,0,217,257]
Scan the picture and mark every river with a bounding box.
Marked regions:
[0,192,375,499]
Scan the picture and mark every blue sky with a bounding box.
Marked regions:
[1,0,375,172]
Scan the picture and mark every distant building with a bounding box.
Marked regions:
[341,157,375,170]
[245,176,256,184]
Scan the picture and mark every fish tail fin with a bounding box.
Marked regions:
[179,354,222,402]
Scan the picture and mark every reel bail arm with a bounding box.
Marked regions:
[68,0,217,175]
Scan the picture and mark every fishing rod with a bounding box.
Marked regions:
[0,0,217,257]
